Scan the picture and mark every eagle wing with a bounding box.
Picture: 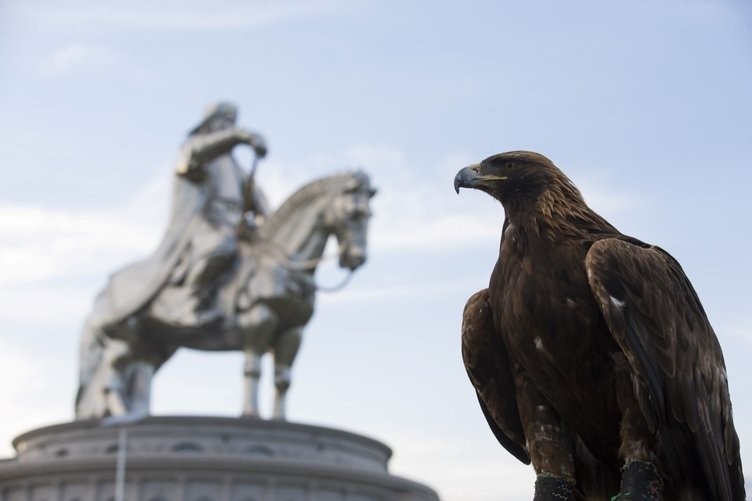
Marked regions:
[462,288,530,464]
[585,238,744,501]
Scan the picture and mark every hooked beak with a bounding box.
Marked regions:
[454,164,478,194]
[454,164,508,194]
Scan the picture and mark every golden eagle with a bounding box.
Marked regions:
[454,151,745,500]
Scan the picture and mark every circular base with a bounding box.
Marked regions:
[0,416,439,501]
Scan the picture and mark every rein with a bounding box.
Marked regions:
[246,235,355,293]
[311,269,354,293]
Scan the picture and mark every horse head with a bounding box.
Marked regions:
[235,170,377,304]
[323,171,377,271]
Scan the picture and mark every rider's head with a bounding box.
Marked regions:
[189,101,238,135]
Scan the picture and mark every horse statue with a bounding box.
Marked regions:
[76,170,375,420]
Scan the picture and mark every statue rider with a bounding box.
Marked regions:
[149,101,270,327]
[76,102,268,418]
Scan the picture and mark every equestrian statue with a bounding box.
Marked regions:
[75,102,375,421]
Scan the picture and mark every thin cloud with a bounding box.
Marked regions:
[317,277,484,306]
[373,214,500,251]
[386,431,535,501]
[577,177,642,216]
[0,337,74,457]
[15,0,350,32]
[0,159,172,287]
[0,204,159,286]
[0,340,46,400]
[39,43,116,77]
[0,284,92,326]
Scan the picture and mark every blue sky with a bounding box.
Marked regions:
[1,1,751,499]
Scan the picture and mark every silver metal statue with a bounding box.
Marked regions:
[76,103,375,420]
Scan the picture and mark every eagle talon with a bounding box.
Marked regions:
[615,460,662,501]
[533,474,575,501]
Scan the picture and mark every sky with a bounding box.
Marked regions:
[1,0,751,499]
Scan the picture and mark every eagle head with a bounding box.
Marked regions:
[453,151,566,202]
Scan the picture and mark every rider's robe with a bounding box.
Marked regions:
[87,127,269,337]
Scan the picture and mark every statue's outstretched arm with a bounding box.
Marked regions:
[176,127,265,176]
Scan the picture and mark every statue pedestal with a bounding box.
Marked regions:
[0,416,439,501]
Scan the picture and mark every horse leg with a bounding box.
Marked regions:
[80,334,132,419]
[124,361,157,418]
[103,357,158,419]
[272,327,303,420]
[243,351,263,417]
[102,349,130,417]
[238,303,278,416]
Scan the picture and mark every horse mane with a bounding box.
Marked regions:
[260,170,371,239]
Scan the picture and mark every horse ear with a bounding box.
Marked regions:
[345,171,375,197]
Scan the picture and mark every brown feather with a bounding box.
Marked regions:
[461,289,530,464]
[455,151,745,500]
